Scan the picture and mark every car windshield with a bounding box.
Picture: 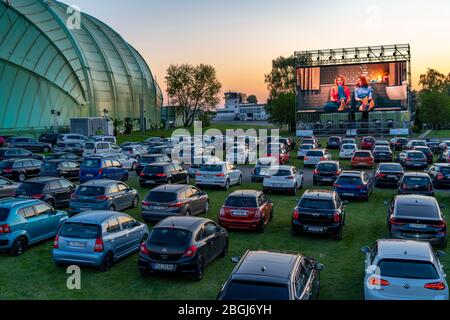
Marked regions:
[222,281,289,300]
[149,228,191,247]
[84,143,95,149]
[380,164,403,172]
[81,159,100,168]
[396,203,439,219]
[408,153,426,159]
[17,182,44,193]
[76,186,105,196]
[267,169,291,177]
[200,165,223,172]
[378,259,439,280]
[317,163,337,171]
[60,223,100,239]
[374,147,390,152]
[146,192,177,203]
[143,166,165,174]
[306,151,324,157]
[329,138,340,143]
[404,177,430,186]
[0,208,10,222]
[299,199,334,210]
[42,162,58,170]
[225,197,257,208]
[337,176,363,185]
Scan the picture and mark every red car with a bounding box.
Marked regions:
[266,144,290,164]
[351,150,374,169]
[360,137,376,150]
[219,190,273,233]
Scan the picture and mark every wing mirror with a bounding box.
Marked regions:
[343,200,349,205]
[383,200,391,206]
[315,263,325,271]
[436,251,446,258]
[231,256,241,264]
[439,204,446,209]
[361,246,370,254]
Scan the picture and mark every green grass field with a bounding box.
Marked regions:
[0,131,449,300]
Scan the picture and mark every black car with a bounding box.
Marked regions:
[389,137,409,151]
[139,163,189,188]
[398,172,434,197]
[8,137,52,153]
[53,143,84,156]
[313,161,342,186]
[0,177,20,199]
[40,160,80,180]
[292,190,346,240]
[136,154,172,175]
[45,152,82,163]
[38,133,62,145]
[396,150,428,169]
[426,139,442,154]
[138,217,228,281]
[327,136,342,150]
[14,177,76,208]
[372,146,394,163]
[374,163,404,188]
[0,148,44,161]
[425,164,450,188]
[0,159,43,182]
[217,250,322,300]
[387,195,447,248]
[413,146,434,164]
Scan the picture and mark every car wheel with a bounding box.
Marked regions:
[131,162,137,171]
[334,227,343,241]
[42,147,50,153]
[220,241,229,257]
[238,175,242,185]
[10,237,27,256]
[185,209,191,217]
[292,185,298,196]
[204,201,210,214]
[167,178,173,185]
[224,180,230,191]
[257,218,265,233]
[132,196,139,209]
[193,259,205,281]
[99,252,114,272]
[18,173,26,182]
[185,175,190,184]
[135,155,141,161]
[108,205,116,211]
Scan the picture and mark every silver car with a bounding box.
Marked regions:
[304,149,332,167]
[121,144,147,161]
[263,165,304,195]
[104,153,138,171]
[195,161,242,191]
[297,144,314,159]
[362,240,448,300]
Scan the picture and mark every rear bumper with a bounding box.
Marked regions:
[336,190,369,200]
[292,220,341,234]
[139,178,168,187]
[219,218,260,231]
[399,190,434,197]
[390,231,446,247]
[52,249,104,267]
[365,288,449,300]
[69,202,109,215]
[138,256,197,273]
[141,210,183,222]
[375,178,401,186]
[314,175,338,183]
[0,236,12,250]
[251,174,265,182]
[196,179,226,188]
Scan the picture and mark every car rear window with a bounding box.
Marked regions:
[317,163,337,171]
[143,166,165,174]
[141,157,158,164]
[146,191,177,203]
[378,259,439,280]
[81,159,100,168]
[60,223,100,239]
[267,169,291,177]
[17,182,45,193]
[396,204,439,219]
[0,208,10,222]
[300,145,313,150]
[200,165,223,172]
[408,153,426,159]
[329,138,340,142]
[380,164,403,172]
[225,197,257,208]
[76,186,105,196]
[337,176,363,184]
[84,143,95,149]
[149,228,191,247]
[257,159,273,166]
[404,177,430,186]
[306,151,324,157]
[354,152,370,157]
[299,199,334,210]
[222,281,289,300]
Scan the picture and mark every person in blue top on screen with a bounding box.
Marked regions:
[355,76,375,112]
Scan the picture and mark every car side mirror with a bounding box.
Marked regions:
[439,204,446,209]
[436,251,446,258]
[343,200,349,205]
[361,246,370,254]
[231,256,240,264]
[384,200,390,206]
[315,263,325,271]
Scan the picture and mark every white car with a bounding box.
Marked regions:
[342,138,357,145]
[297,144,315,159]
[263,165,304,195]
[188,156,221,178]
[362,240,449,300]
[251,157,278,182]
[90,135,117,144]
[121,144,147,161]
[83,141,121,157]
[57,134,89,145]
[304,149,332,167]
[340,144,358,160]
[104,153,138,171]
[195,161,242,190]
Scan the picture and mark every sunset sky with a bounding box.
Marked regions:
[63,0,450,105]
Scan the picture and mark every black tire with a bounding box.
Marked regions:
[334,227,344,241]
[108,205,116,212]
[18,172,26,182]
[204,201,210,214]
[292,184,298,196]
[238,175,242,185]
[220,241,229,258]
[193,259,205,281]
[135,155,141,161]
[257,218,265,233]
[224,180,230,191]
[42,147,50,153]
[185,209,191,217]
[10,237,27,256]
[185,176,189,184]
[132,196,139,209]
[99,252,114,272]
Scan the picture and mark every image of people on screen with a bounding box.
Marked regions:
[323,75,351,112]
[355,76,375,112]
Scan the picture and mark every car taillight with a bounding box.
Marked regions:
[155,173,167,178]
[369,277,390,287]
[402,184,408,190]
[2,168,12,173]
[320,157,326,161]
[142,201,151,207]
[430,221,447,229]
[406,158,412,162]
[96,195,109,201]
[356,185,365,190]
[169,201,187,208]
[304,157,310,161]
[183,245,198,257]
[286,176,294,180]
[220,207,225,217]
[196,172,202,177]
[424,282,446,290]
[0,224,11,234]
[334,184,341,188]
[377,173,386,178]
[333,212,341,223]
[53,235,59,249]
[98,168,103,175]
[389,215,405,226]
[293,209,300,220]
[71,194,79,200]
[313,170,319,175]
[335,171,341,175]
[215,173,225,177]
[32,194,45,199]
[254,209,261,219]
[94,238,104,252]
[140,242,149,255]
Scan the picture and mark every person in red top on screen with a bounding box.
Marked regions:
[324,75,351,112]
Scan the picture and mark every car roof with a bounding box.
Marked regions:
[68,211,124,224]
[269,165,294,170]
[26,177,63,183]
[155,216,208,230]
[0,198,41,209]
[151,184,190,192]
[302,189,335,200]
[228,190,262,197]
[234,251,299,281]
[44,159,71,163]
[395,195,437,207]
[377,240,433,262]
[340,171,363,177]
[318,160,339,165]
[80,180,119,187]
[403,172,429,178]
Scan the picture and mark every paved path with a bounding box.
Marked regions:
[418,130,432,140]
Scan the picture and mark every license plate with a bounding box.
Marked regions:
[410,224,427,229]
[85,174,94,177]
[232,210,249,217]
[67,241,86,248]
[151,206,165,210]
[152,263,176,271]
[387,175,397,179]
[343,193,354,197]
[307,226,325,233]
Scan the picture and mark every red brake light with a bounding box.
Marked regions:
[215,173,225,177]
[31,194,45,199]
[94,238,104,252]
[220,207,225,217]
[96,195,109,201]
[98,168,103,175]
[53,235,59,249]
[369,277,390,287]
[155,173,167,178]
[437,173,444,180]
[430,221,447,229]
[293,209,300,220]
[140,242,149,255]
[2,168,12,173]
[183,245,198,257]
[140,172,145,177]
[286,176,294,180]
[169,201,187,208]
[196,172,202,177]
[334,184,341,188]
[0,224,11,234]
[333,212,341,223]
[142,201,151,207]
[389,215,405,226]
[377,173,386,178]
[313,170,319,175]
[424,282,446,290]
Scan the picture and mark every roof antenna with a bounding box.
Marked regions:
[261,266,267,272]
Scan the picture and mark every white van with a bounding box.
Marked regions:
[83,141,121,157]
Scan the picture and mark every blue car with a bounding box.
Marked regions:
[79,156,128,183]
[69,180,139,215]
[0,198,68,256]
[53,211,149,271]
[333,171,373,201]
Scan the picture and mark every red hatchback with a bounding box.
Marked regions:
[219,190,273,233]
[360,137,376,150]
[351,150,374,169]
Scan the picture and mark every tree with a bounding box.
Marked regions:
[247,95,258,104]
[264,55,296,101]
[165,64,222,127]
[267,92,296,132]
[419,68,450,93]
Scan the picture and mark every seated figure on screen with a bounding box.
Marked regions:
[323,75,351,112]
[355,76,375,112]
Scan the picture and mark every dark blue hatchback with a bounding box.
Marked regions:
[79,157,128,183]
[334,171,373,201]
